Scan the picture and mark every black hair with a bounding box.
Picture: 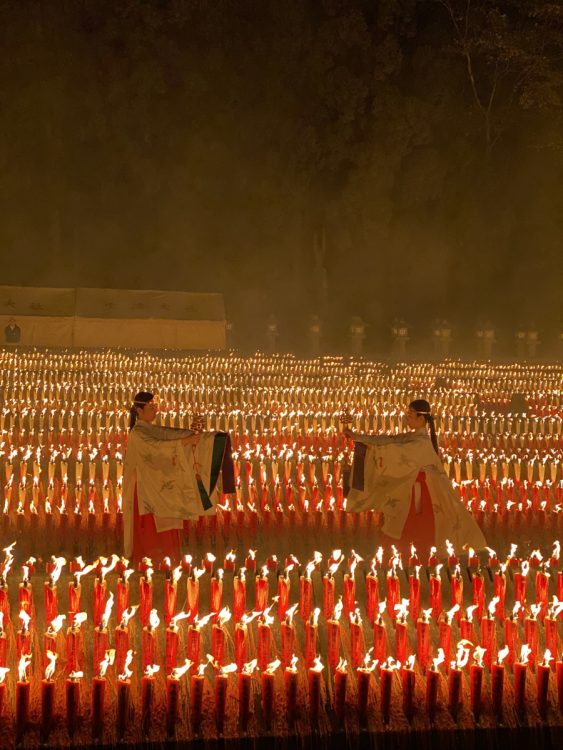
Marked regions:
[129,391,154,430]
[409,398,439,455]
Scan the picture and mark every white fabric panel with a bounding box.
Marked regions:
[0,315,74,346]
[76,288,225,320]
[0,287,75,316]
[73,318,226,349]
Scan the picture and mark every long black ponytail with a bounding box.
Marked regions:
[129,391,154,431]
[409,398,439,455]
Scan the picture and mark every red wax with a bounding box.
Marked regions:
[65,627,81,673]
[166,677,180,737]
[281,621,295,667]
[556,660,563,715]
[323,575,335,620]
[544,617,558,661]
[524,617,539,667]
[68,581,81,622]
[92,676,106,739]
[299,576,312,622]
[0,586,9,622]
[438,621,452,668]
[460,617,474,644]
[327,619,341,669]
[451,575,463,622]
[308,668,322,724]
[93,627,109,676]
[514,662,527,715]
[233,576,246,622]
[429,576,442,621]
[43,632,58,668]
[380,666,393,724]
[514,572,527,615]
[426,669,439,724]
[187,626,201,667]
[356,669,371,724]
[334,669,347,722]
[66,678,81,739]
[304,621,317,668]
[285,668,298,724]
[215,672,228,731]
[211,577,223,618]
[18,582,32,614]
[116,579,129,624]
[211,624,225,666]
[386,574,400,622]
[261,671,275,728]
[366,573,379,623]
[472,574,485,621]
[165,626,179,675]
[164,580,177,625]
[16,680,30,737]
[448,667,462,720]
[277,575,290,621]
[374,619,388,665]
[142,626,157,672]
[343,574,355,618]
[238,672,252,730]
[116,678,130,739]
[235,624,247,670]
[93,578,107,628]
[480,617,497,669]
[258,622,272,671]
[140,577,153,627]
[493,572,506,620]
[44,582,58,625]
[41,679,56,741]
[491,663,504,722]
[416,619,430,673]
[350,620,363,668]
[537,663,550,719]
[114,625,129,675]
[402,667,415,721]
[470,663,483,722]
[409,575,420,623]
[190,673,205,733]
[255,575,269,613]
[535,571,549,621]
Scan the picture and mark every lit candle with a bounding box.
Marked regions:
[41,650,57,742]
[16,653,32,740]
[139,566,154,627]
[140,664,159,737]
[439,605,459,668]
[401,654,416,722]
[258,605,274,670]
[460,604,477,643]
[409,565,421,623]
[426,649,445,724]
[373,602,388,666]
[168,659,192,737]
[322,568,336,620]
[0,667,9,721]
[213,661,236,732]
[544,597,563,657]
[493,563,507,621]
[514,561,529,617]
[114,606,137,675]
[211,607,231,667]
[116,649,133,740]
[380,657,399,725]
[537,649,552,719]
[416,608,433,673]
[327,597,343,669]
[142,609,160,672]
[164,565,182,625]
[308,655,324,724]
[92,650,114,741]
[470,646,485,723]
[43,614,65,668]
[429,564,443,621]
[66,612,87,673]
[480,597,499,669]
[343,552,361,619]
[386,558,401,622]
[514,644,531,716]
[471,568,485,622]
[66,669,83,740]
[366,561,380,623]
[210,568,224,618]
[233,568,247,622]
[188,613,212,667]
[116,568,133,624]
[305,608,320,667]
[524,604,541,667]
[356,653,376,725]
[299,562,315,622]
[491,646,509,723]
[285,655,299,725]
[238,658,257,731]
[535,565,550,621]
[235,613,257,670]
[448,642,470,721]
[261,658,281,728]
[281,604,298,667]
[16,609,32,658]
[334,657,348,723]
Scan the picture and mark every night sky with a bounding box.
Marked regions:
[0,1,562,350]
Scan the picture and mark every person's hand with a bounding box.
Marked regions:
[182,434,201,446]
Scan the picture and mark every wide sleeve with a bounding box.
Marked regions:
[352,432,415,447]
[135,422,195,443]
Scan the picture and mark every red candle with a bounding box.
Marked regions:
[524,610,540,667]
[44,581,58,625]
[448,666,462,721]
[556,659,563,715]
[491,647,509,723]
[93,578,107,628]
[366,570,380,623]
[514,563,529,616]
[323,573,335,620]
[0,628,6,668]
[386,570,401,622]
[416,610,432,673]
[544,615,559,659]
[235,621,248,670]
[68,579,82,623]
[537,651,552,719]
[65,614,86,674]
[233,572,247,622]
[166,675,181,737]
[215,670,229,732]
[334,660,347,722]
[380,661,395,725]
[308,658,324,724]
[327,606,342,669]
[299,570,313,622]
[139,572,153,627]
[480,613,497,669]
[350,612,364,668]
[18,580,33,615]
[285,660,299,724]
[305,611,319,667]
[116,677,131,740]
[472,571,485,622]
[409,570,420,623]
[401,659,416,721]
[41,676,56,741]
[187,624,202,667]
[429,567,442,621]
[164,580,178,625]
[255,569,269,613]
[141,666,159,737]
[395,616,409,666]
[493,568,506,620]
[504,610,519,669]
[281,617,296,667]
[343,572,356,619]
[374,606,388,665]
[261,661,279,728]
[258,620,272,671]
[438,616,454,668]
[238,661,256,730]
[66,673,82,739]
[470,651,484,723]
[356,665,372,725]
[425,655,443,724]
[165,624,180,676]
[116,574,131,624]
[277,570,291,621]
[460,605,477,643]
[513,649,529,716]
[211,572,223,618]
[16,665,31,739]
[212,611,230,666]
[142,613,159,672]
[450,570,463,623]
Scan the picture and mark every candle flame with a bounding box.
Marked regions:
[487,596,500,618]
[548,596,563,619]
[446,540,455,558]
[465,605,478,623]
[311,607,321,627]
[74,562,97,583]
[242,658,258,675]
[288,654,299,672]
[382,656,400,672]
[73,611,88,628]
[336,657,347,672]
[48,614,66,634]
[518,644,532,665]
[453,641,471,669]
[310,655,324,673]
[305,561,316,579]
[217,607,232,627]
[171,659,193,679]
[265,658,281,675]
[0,667,9,684]
[171,565,182,585]
[512,601,522,618]
[541,649,553,667]
[100,592,114,629]
[148,609,160,630]
[171,611,190,627]
[432,648,445,672]
[473,646,486,668]
[18,653,32,681]
[144,664,160,677]
[405,654,416,670]
[44,650,57,680]
[445,604,460,623]
[194,612,213,629]
[68,671,83,681]
[19,609,31,631]
[421,607,433,623]
[49,556,67,585]
[496,646,509,665]
[332,596,343,621]
[119,605,138,627]
[529,603,541,620]
[98,649,115,677]
[521,561,530,577]
[118,649,134,680]
[433,563,443,579]
[220,662,237,675]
